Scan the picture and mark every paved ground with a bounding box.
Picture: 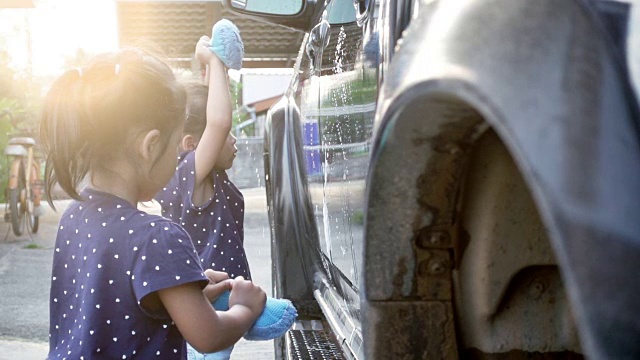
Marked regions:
[0,188,275,359]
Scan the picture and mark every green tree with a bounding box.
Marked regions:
[0,49,42,202]
[230,77,246,128]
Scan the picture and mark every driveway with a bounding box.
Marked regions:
[0,188,274,359]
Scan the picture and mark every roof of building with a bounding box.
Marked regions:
[116,1,304,69]
[248,94,282,113]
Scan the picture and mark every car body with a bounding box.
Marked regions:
[224,0,640,358]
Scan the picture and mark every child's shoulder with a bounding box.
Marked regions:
[133,212,190,239]
[70,189,191,241]
[177,150,196,168]
[168,150,197,183]
[126,212,197,254]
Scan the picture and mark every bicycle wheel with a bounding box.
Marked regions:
[9,160,26,237]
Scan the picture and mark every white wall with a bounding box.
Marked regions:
[241,69,293,105]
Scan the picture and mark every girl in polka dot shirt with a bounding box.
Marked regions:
[154,33,251,360]
[40,43,266,360]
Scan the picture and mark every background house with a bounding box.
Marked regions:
[116,0,296,187]
[115,0,302,69]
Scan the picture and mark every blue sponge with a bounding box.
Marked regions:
[213,290,297,341]
[209,19,244,70]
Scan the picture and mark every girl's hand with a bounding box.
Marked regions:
[228,276,266,317]
[204,269,229,283]
[195,36,223,67]
[195,36,214,65]
[202,269,232,302]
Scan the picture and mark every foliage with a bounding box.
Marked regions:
[23,243,43,249]
[230,78,258,137]
[0,103,16,204]
[0,49,43,203]
[230,78,247,129]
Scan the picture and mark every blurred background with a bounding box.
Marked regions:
[0,0,298,197]
[0,1,296,358]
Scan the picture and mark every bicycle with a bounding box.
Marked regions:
[1,110,43,237]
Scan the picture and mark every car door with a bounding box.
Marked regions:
[254,0,381,357]
[303,0,379,355]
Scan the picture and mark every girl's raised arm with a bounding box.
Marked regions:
[193,36,232,187]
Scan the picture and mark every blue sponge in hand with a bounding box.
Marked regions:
[209,19,244,70]
[212,290,297,341]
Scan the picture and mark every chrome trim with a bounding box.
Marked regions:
[231,0,246,10]
[313,272,362,359]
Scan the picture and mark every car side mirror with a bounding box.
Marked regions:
[222,0,322,32]
[227,0,303,16]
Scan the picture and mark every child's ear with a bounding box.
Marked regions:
[140,129,161,161]
[181,135,197,151]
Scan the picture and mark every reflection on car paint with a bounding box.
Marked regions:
[303,7,379,348]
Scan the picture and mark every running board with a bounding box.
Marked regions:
[286,320,346,359]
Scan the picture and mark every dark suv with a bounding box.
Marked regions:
[224,0,640,359]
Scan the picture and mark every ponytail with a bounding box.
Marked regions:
[40,69,88,207]
[40,49,186,209]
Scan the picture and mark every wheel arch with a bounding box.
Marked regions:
[362,0,640,357]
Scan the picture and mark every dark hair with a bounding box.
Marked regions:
[40,48,187,205]
[182,79,208,139]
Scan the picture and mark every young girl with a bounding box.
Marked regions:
[156,82,248,280]
[154,38,250,360]
[41,40,265,359]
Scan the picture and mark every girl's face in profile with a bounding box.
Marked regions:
[214,133,238,171]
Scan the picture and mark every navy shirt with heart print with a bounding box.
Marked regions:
[155,151,251,280]
[47,188,208,360]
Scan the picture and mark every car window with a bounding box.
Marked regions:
[306,0,376,295]
[326,0,357,24]
[294,0,378,355]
